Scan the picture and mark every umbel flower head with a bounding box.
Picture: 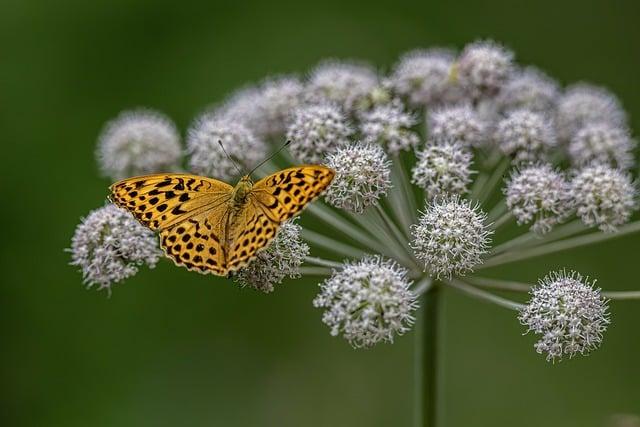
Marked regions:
[568,122,636,171]
[495,67,560,113]
[494,109,557,163]
[556,83,627,141]
[519,270,610,362]
[233,220,309,293]
[286,103,353,163]
[215,77,304,140]
[571,164,637,232]
[252,75,304,139]
[313,256,418,348]
[324,143,392,214]
[359,100,420,154]
[411,196,492,278]
[305,60,379,113]
[411,138,474,200]
[96,109,182,181]
[69,204,162,291]
[428,104,487,147]
[505,163,573,234]
[455,40,514,99]
[187,113,267,181]
[389,48,460,106]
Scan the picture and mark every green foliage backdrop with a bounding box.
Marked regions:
[2,0,639,426]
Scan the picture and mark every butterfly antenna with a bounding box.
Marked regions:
[247,140,292,177]
[218,140,246,176]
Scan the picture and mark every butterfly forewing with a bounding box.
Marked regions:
[110,174,233,230]
[251,166,335,222]
[223,166,335,271]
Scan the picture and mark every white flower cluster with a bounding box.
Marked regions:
[411,139,474,199]
[286,103,352,163]
[494,109,556,163]
[411,196,492,278]
[69,204,162,291]
[504,164,573,234]
[233,220,309,293]
[359,100,420,154]
[313,256,418,348]
[428,104,487,147]
[571,164,637,232]
[187,114,267,180]
[519,270,610,362]
[324,143,392,213]
[389,49,459,106]
[97,109,182,181]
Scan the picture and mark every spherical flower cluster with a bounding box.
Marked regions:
[428,105,487,147]
[69,204,162,291]
[360,100,420,154]
[496,67,560,113]
[313,256,418,348]
[233,220,309,293]
[456,40,514,99]
[556,83,627,141]
[216,77,303,140]
[286,103,353,163]
[411,139,474,199]
[494,109,556,163]
[411,196,492,278]
[519,270,610,362]
[504,164,573,234]
[187,114,267,181]
[187,114,267,180]
[324,143,392,213]
[571,164,637,232]
[389,49,460,106]
[568,123,636,171]
[96,109,182,181]
[306,60,379,113]
[252,76,304,138]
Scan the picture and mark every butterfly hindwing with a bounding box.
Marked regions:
[251,166,335,222]
[110,174,233,230]
[159,210,229,275]
[225,201,280,272]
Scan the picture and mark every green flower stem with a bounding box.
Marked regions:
[603,291,640,300]
[413,277,433,295]
[476,157,510,204]
[487,199,507,223]
[469,172,489,201]
[480,220,640,269]
[301,229,364,259]
[303,256,343,269]
[490,219,585,256]
[465,276,531,292]
[306,203,395,257]
[492,211,513,231]
[443,278,524,310]
[346,210,418,269]
[390,155,419,234]
[415,283,441,427]
[298,266,332,276]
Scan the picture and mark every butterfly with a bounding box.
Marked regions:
[109,166,334,276]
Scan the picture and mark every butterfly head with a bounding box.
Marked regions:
[232,175,254,205]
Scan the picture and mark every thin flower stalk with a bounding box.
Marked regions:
[443,278,525,310]
[481,220,640,269]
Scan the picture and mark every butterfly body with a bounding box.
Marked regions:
[109,166,334,276]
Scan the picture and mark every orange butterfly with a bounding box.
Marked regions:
[109,166,334,276]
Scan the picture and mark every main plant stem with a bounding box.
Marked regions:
[416,285,440,427]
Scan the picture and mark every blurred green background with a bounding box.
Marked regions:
[2,0,639,426]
